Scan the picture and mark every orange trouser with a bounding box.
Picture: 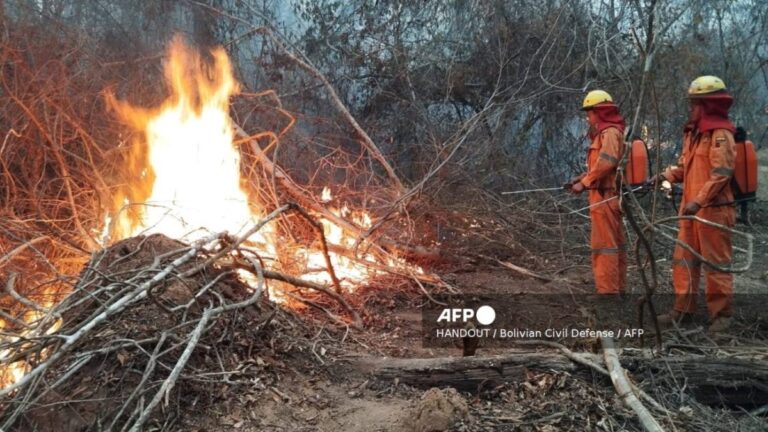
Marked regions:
[671,208,734,318]
[590,198,626,294]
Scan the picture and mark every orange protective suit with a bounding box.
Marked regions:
[663,129,736,318]
[579,127,627,294]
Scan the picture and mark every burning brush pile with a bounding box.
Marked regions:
[2,232,285,430]
[0,36,437,430]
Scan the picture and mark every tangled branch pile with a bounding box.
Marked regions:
[0,204,363,431]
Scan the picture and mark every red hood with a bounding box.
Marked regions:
[589,103,625,139]
[691,94,735,133]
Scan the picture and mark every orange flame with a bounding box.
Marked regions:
[0,298,62,389]
[321,186,332,203]
[102,38,422,291]
[104,37,272,250]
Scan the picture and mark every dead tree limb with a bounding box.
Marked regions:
[477,254,553,282]
[252,27,405,194]
[0,236,49,267]
[261,269,362,329]
[288,204,344,295]
[234,123,441,264]
[351,108,489,249]
[601,337,665,432]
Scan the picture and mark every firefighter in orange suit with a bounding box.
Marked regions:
[654,76,736,333]
[567,90,627,295]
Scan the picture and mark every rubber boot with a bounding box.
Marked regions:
[708,316,732,334]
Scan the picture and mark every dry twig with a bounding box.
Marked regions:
[602,336,666,432]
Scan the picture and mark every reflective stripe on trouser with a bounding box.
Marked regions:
[590,200,626,294]
[672,211,734,318]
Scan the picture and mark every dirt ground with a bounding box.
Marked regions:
[177,201,768,432]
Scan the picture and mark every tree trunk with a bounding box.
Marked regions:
[350,351,587,392]
[351,352,768,407]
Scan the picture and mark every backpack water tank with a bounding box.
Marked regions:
[625,139,649,186]
[734,139,758,201]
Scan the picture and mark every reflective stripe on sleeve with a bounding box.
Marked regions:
[599,152,619,163]
[712,167,734,176]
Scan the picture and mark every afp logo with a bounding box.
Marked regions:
[436,305,496,325]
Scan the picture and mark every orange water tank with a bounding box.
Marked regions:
[734,139,758,200]
[625,139,649,186]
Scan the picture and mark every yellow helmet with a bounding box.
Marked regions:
[688,75,726,96]
[582,90,613,110]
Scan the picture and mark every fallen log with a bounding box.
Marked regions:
[349,350,588,392]
[350,351,768,407]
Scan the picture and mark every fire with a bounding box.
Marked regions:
[321,186,332,203]
[0,320,25,387]
[104,38,419,291]
[0,362,26,390]
[105,38,272,250]
[0,292,62,389]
